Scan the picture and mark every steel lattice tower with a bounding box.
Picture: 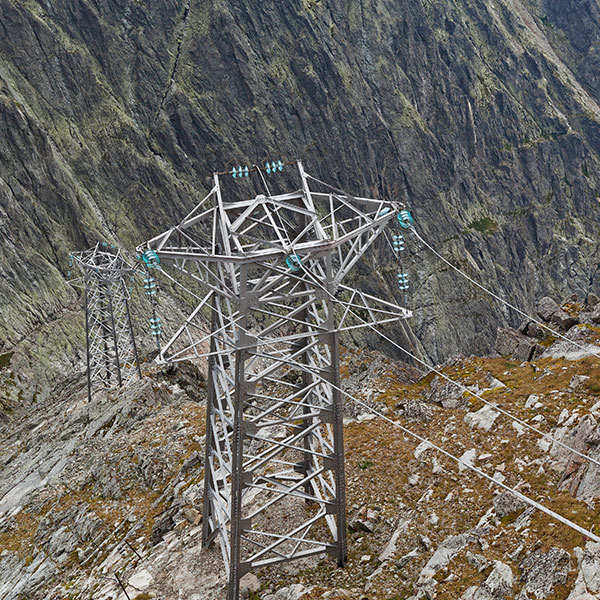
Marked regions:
[139,162,411,599]
[70,243,141,402]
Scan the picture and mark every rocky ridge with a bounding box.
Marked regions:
[2,311,600,599]
[2,0,600,399]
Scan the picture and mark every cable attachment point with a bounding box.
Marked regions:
[286,254,303,272]
[398,210,415,229]
[142,249,160,268]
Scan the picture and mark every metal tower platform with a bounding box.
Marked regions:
[138,161,411,598]
[70,243,141,402]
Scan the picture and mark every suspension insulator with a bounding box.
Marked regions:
[142,249,160,268]
[398,210,415,229]
[150,316,162,336]
[286,254,302,272]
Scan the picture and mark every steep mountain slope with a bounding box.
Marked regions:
[1,0,600,389]
[1,307,600,599]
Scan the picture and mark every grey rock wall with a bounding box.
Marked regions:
[1,0,600,395]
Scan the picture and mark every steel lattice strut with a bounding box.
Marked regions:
[138,161,412,599]
[70,243,141,402]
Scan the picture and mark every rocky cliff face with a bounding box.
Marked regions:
[1,0,600,391]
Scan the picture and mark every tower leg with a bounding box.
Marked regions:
[84,276,92,404]
[326,255,347,566]
[202,300,218,548]
[227,267,248,600]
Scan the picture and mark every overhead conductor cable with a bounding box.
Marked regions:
[244,308,600,546]
[410,226,600,361]
[294,256,600,470]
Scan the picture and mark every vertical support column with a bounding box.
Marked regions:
[105,281,123,388]
[228,264,248,600]
[325,254,347,567]
[84,272,92,404]
[202,293,218,548]
[295,211,314,499]
[122,280,142,380]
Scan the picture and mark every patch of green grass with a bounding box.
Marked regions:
[587,381,600,394]
[0,352,14,370]
[468,216,498,234]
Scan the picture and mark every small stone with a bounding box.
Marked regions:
[557,409,569,425]
[129,569,153,591]
[537,438,551,452]
[466,551,490,572]
[513,422,525,436]
[182,507,202,526]
[408,474,420,486]
[351,519,375,533]
[360,554,371,563]
[419,535,434,552]
[414,440,433,459]
[458,449,477,472]
[525,394,539,409]
[569,375,590,392]
[493,472,506,483]
[240,573,261,598]
[395,549,419,569]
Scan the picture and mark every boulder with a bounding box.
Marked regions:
[520,547,571,599]
[424,376,468,410]
[464,405,500,432]
[519,320,548,339]
[537,297,559,321]
[240,573,261,598]
[495,328,541,361]
[263,585,311,600]
[458,449,477,472]
[586,293,600,309]
[566,542,600,599]
[462,561,514,600]
[569,375,590,392]
[400,399,433,422]
[493,492,526,519]
[129,569,153,591]
[550,309,579,331]
[418,533,474,581]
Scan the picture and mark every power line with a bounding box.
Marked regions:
[295,258,600,470]
[411,227,600,361]
[245,303,600,545]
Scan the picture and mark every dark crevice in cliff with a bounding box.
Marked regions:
[151,0,191,129]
